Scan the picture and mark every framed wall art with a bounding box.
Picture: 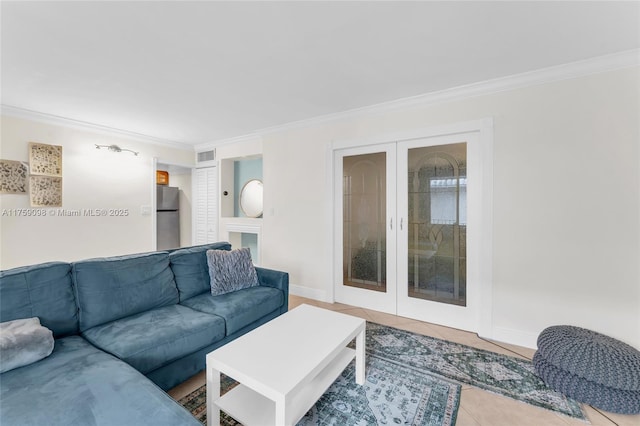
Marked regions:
[29,142,62,176]
[29,175,62,207]
[0,159,28,194]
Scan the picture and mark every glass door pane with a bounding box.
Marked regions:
[343,152,387,292]
[407,143,466,306]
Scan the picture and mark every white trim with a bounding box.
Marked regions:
[151,158,158,252]
[156,158,195,175]
[4,50,637,150]
[195,133,263,153]
[487,327,539,350]
[477,118,494,340]
[325,141,336,304]
[289,284,330,303]
[1,105,193,150]
[225,223,262,234]
[330,119,494,334]
[206,49,640,147]
[225,220,263,266]
[192,167,197,246]
[331,119,491,151]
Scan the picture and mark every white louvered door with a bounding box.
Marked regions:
[193,166,218,245]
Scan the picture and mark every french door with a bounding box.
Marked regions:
[334,131,483,332]
[334,144,397,314]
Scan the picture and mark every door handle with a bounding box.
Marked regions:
[400,218,403,230]
[390,217,393,230]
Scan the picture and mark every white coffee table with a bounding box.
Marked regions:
[206,304,366,426]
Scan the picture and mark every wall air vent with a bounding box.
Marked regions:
[197,149,215,163]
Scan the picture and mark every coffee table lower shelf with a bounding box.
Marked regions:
[215,347,355,426]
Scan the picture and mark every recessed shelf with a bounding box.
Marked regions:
[220,156,262,219]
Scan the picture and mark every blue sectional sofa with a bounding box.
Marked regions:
[0,242,289,426]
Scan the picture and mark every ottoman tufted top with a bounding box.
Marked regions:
[536,325,640,391]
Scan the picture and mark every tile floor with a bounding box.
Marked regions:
[169,295,639,426]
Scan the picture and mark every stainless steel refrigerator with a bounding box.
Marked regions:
[157,185,180,250]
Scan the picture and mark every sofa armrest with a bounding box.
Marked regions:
[255,267,289,312]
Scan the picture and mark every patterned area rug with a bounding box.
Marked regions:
[179,356,460,425]
[178,321,588,424]
[364,322,587,420]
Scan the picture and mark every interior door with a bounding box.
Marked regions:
[193,166,218,245]
[334,131,484,332]
[333,144,397,314]
[396,133,480,331]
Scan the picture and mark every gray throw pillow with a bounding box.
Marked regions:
[207,248,259,296]
[0,317,54,373]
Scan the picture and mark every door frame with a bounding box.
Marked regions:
[153,157,195,250]
[329,118,494,336]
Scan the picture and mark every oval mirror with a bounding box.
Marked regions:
[239,179,263,218]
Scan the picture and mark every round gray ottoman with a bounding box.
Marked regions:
[533,325,640,414]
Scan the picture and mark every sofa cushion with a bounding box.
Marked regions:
[82,304,225,374]
[0,262,77,337]
[169,241,232,300]
[73,252,178,331]
[0,335,200,426]
[0,317,54,373]
[181,286,284,335]
[207,248,258,296]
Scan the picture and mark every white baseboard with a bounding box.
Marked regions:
[289,284,330,303]
[288,285,540,350]
[484,326,539,350]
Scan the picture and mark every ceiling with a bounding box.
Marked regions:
[2,1,639,147]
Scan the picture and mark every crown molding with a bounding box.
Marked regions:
[0,105,193,151]
[206,48,640,146]
[194,132,262,153]
[4,49,637,150]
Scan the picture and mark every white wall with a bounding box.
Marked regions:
[0,115,194,268]
[2,66,637,351]
[260,66,640,349]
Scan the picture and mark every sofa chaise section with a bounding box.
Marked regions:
[1,242,291,423]
[0,336,200,426]
[0,261,200,426]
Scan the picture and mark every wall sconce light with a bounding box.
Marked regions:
[95,144,139,156]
